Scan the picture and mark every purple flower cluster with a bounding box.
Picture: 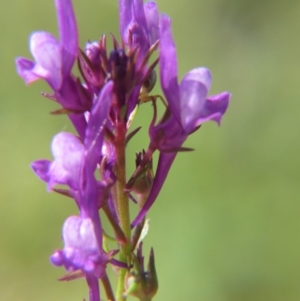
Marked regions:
[16,0,230,300]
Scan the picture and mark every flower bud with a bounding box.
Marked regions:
[132,151,153,208]
[124,244,158,300]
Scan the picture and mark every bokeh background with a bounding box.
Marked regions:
[1,0,299,300]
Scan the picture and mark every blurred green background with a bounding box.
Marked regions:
[1,0,300,300]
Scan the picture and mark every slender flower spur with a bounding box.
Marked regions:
[16,0,230,300]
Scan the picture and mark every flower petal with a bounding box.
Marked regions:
[159,15,181,124]
[30,32,63,89]
[193,91,231,126]
[119,0,149,61]
[179,68,212,132]
[144,1,159,45]
[15,57,40,85]
[84,81,113,170]
[48,132,85,189]
[31,160,52,184]
[51,216,107,278]
[55,0,78,76]
[63,216,99,262]
[181,67,212,92]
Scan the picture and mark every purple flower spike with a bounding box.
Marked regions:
[31,132,84,191]
[131,15,231,227]
[17,0,232,298]
[16,0,77,90]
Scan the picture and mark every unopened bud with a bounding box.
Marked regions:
[132,151,153,208]
[124,244,158,300]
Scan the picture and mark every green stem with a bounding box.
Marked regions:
[103,204,127,245]
[114,121,131,301]
[115,121,131,250]
[115,252,127,301]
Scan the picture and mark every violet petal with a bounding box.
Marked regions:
[144,1,159,45]
[51,216,107,279]
[30,32,62,90]
[179,67,212,133]
[62,216,99,269]
[31,160,52,184]
[84,81,113,170]
[55,0,78,76]
[193,91,231,127]
[49,132,85,190]
[159,15,181,124]
[119,0,149,62]
[15,57,40,85]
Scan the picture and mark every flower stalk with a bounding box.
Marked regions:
[114,120,132,301]
[114,121,131,251]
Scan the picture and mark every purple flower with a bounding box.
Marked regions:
[32,132,85,191]
[16,0,77,90]
[16,0,88,137]
[131,15,230,227]
[51,216,108,277]
[50,214,109,301]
